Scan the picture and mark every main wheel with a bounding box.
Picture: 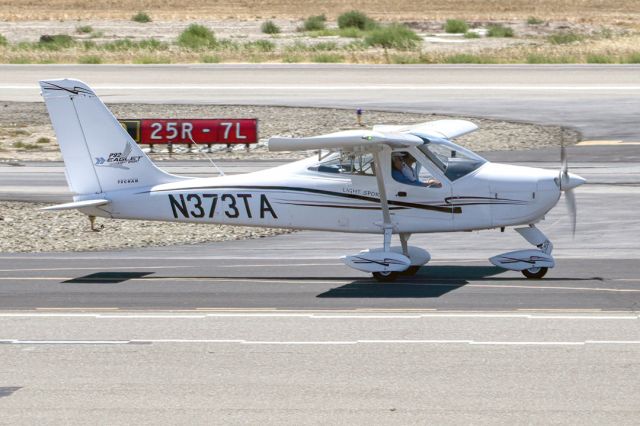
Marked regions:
[400,266,421,276]
[372,271,399,282]
[522,267,548,279]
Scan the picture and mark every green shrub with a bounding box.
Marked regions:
[13,141,40,150]
[364,24,421,50]
[216,39,240,51]
[100,38,167,51]
[338,10,377,30]
[201,55,221,63]
[9,56,31,64]
[285,40,311,52]
[527,16,544,25]
[625,52,640,64]
[390,54,420,64]
[303,15,326,31]
[245,40,275,52]
[526,54,577,64]
[132,12,151,23]
[548,32,583,44]
[261,20,280,34]
[133,55,169,64]
[177,24,216,49]
[38,34,75,50]
[586,54,614,64]
[343,40,367,50]
[487,24,514,38]
[310,41,338,51]
[444,19,468,34]
[339,27,364,38]
[36,137,50,144]
[79,55,102,64]
[76,25,93,34]
[445,53,495,64]
[312,53,344,63]
[0,34,7,46]
[463,31,480,39]
[282,54,302,63]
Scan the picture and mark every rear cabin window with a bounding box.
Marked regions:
[308,153,375,176]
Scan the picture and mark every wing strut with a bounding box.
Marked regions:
[372,150,393,251]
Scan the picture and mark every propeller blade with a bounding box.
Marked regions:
[561,145,568,175]
[565,189,577,237]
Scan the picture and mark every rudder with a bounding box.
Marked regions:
[40,79,183,196]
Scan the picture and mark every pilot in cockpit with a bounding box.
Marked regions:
[391,153,441,188]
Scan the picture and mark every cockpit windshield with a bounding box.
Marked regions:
[416,137,486,181]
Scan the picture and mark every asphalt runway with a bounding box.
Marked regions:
[1,146,639,311]
[2,65,640,423]
[2,64,640,140]
[2,311,639,423]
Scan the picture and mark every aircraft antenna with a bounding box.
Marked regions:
[187,134,225,176]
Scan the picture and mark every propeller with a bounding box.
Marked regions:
[558,145,586,237]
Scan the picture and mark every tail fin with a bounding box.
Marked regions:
[40,78,183,196]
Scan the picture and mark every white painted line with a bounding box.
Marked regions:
[2,338,640,346]
[0,312,636,320]
[4,84,640,91]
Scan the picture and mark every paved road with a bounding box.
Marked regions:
[1,311,639,424]
[2,65,639,423]
[1,147,639,310]
[2,64,640,140]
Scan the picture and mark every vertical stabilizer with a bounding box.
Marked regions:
[40,79,183,196]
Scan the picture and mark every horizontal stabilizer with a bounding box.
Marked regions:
[373,120,478,140]
[269,130,423,152]
[41,199,111,211]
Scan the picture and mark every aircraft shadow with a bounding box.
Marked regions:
[63,272,154,284]
[317,265,505,298]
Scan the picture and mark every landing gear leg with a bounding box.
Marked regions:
[398,233,420,276]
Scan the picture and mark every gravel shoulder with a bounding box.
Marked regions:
[0,102,580,162]
[0,201,290,253]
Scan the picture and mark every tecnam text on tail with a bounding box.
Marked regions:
[40,79,586,281]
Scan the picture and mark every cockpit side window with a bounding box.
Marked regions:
[308,152,375,176]
[391,152,442,188]
[417,140,485,181]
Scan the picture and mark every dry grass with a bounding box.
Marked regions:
[1,32,639,64]
[1,0,639,24]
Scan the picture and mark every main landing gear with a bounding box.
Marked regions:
[372,265,422,283]
[342,231,431,283]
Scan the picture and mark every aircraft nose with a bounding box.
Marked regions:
[563,172,587,190]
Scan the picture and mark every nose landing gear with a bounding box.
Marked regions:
[490,225,555,279]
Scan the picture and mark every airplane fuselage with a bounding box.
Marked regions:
[81,156,561,234]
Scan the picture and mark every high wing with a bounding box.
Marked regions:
[373,119,478,140]
[268,129,423,152]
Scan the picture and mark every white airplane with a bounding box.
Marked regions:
[40,78,586,282]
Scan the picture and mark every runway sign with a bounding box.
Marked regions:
[119,119,258,145]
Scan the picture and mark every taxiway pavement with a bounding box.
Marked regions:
[2,64,640,140]
[1,65,639,423]
[1,146,639,311]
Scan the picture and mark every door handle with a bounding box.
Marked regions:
[396,191,407,197]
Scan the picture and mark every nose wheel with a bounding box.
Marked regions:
[372,271,399,282]
[522,267,548,279]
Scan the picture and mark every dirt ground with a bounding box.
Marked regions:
[0,0,638,23]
